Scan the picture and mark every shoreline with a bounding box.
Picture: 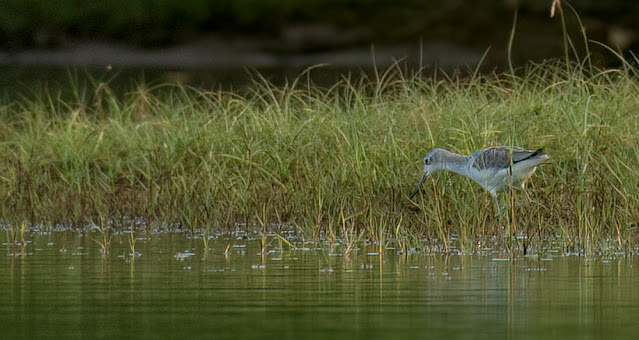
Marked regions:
[0,38,484,69]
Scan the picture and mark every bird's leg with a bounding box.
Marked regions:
[491,193,500,213]
[492,193,506,217]
[523,189,533,203]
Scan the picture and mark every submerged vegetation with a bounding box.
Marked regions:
[1,60,638,255]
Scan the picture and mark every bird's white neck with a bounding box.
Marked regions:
[438,151,469,175]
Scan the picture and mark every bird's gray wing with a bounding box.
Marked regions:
[471,147,539,170]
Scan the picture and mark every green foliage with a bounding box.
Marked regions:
[1,62,638,254]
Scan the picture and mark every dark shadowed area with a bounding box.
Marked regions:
[0,0,637,90]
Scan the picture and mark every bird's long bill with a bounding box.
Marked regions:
[409,173,429,199]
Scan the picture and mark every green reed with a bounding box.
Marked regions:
[1,61,638,255]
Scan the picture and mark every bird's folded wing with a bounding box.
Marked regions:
[471,147,540,170]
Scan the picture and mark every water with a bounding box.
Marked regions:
[2,231,638,339]
[0,65,366,96]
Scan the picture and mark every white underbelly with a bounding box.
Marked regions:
[471,166,536,193]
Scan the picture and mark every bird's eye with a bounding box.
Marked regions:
[424,158,431,165]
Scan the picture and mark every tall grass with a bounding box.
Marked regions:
[0,61,638,255]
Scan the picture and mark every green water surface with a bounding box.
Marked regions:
[2,232,638,339]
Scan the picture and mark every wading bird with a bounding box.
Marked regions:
[409,146,550,212]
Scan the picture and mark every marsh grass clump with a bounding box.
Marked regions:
[1,62,638,255]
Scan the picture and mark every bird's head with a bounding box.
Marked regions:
[409,148,448,199]
[422,148,449,176]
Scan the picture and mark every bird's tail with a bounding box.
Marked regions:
[531,148,547,157]
[516,148,548,164]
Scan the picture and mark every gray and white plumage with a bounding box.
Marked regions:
[409,146,550,211]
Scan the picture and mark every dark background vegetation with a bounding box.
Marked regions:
[0,0,637,68]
